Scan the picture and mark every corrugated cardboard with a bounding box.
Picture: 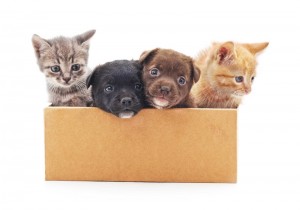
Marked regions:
[44,107,237,182]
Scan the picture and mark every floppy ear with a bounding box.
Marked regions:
[139,48,160,65]
[215,41,235,65]
[86,69,96,89]
[242,42,269,55]
[132,60,143,71]
[32,34,51,59]
[192,62,201,83]
[74,29,96,50]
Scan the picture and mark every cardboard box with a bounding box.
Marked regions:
[44,107,237,182]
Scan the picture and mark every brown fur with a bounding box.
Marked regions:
[139,48,200,108]
[191,41,268,108]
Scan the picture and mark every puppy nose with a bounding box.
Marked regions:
[63,77,71,83]
[121,97,132,107]
[160,86,170,95]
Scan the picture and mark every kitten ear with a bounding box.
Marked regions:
[32,34,51,59]
[139,48,160,65]
[192,62,201,83]
[242,42,269,55]
[86,69,96,89]
[75,30,96,50]
[215,41,235,65]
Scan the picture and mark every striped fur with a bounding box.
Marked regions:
[191,41,268,108]
[32,30,95,106]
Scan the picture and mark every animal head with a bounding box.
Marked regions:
[32,30,96,87]
[204,41,269,98]
[87,60,144,118]
[139,48,200,108]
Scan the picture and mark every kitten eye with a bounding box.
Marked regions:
[235,76,244,83]
[251,76,255,82]
[150,68,160,76]
[50,65,61,73]
[178,76,186,85]
[105,85,114,92]
[135,83,142,90]
[71,64,81,71]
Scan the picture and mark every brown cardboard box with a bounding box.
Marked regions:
[44,107,237,182]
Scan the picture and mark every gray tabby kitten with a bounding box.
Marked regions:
[32,30,96,106]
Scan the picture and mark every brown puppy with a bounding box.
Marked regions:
[139,48,200,108]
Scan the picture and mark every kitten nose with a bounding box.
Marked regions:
[245,88,251,94]
[121,97,132,107]
[245,86,251,94]
[160,86,170,95]
[63,77,71,83]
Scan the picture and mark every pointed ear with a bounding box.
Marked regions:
[192,62,201,83]
[32,34,51,59]
[86,69,96,89]
[215,41,235,65]
[139,48,160,65]
[75,29,96,50]
[242,42,269,55]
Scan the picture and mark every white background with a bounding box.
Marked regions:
[0,0,299,209]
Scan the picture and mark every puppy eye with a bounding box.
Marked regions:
[105,85,114,92]
[50,65,61,73]
[235,76,244,83]
[135,83,142,90]
[251,76,255,82]
[178,76,186,85]
[150,68,160,76]
[71,64,81,71]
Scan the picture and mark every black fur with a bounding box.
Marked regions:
[87,60,145,118]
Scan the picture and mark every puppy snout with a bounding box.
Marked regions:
[160,86,170,96]
[121,97,132,107]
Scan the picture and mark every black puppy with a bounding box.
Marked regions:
[86,60,144,118]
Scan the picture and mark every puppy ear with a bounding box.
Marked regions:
[32,34,51,59]
[132,60,143,71]
[86,69,96,89]
[139,48,160,65]
[215,41,235,65]
[192,62,201,83]
[74,29,96,50]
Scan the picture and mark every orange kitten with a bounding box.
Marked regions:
[191,41,268,108]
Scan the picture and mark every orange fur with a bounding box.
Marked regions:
[191,41,268,108]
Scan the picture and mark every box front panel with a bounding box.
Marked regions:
[45,108,237,182]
